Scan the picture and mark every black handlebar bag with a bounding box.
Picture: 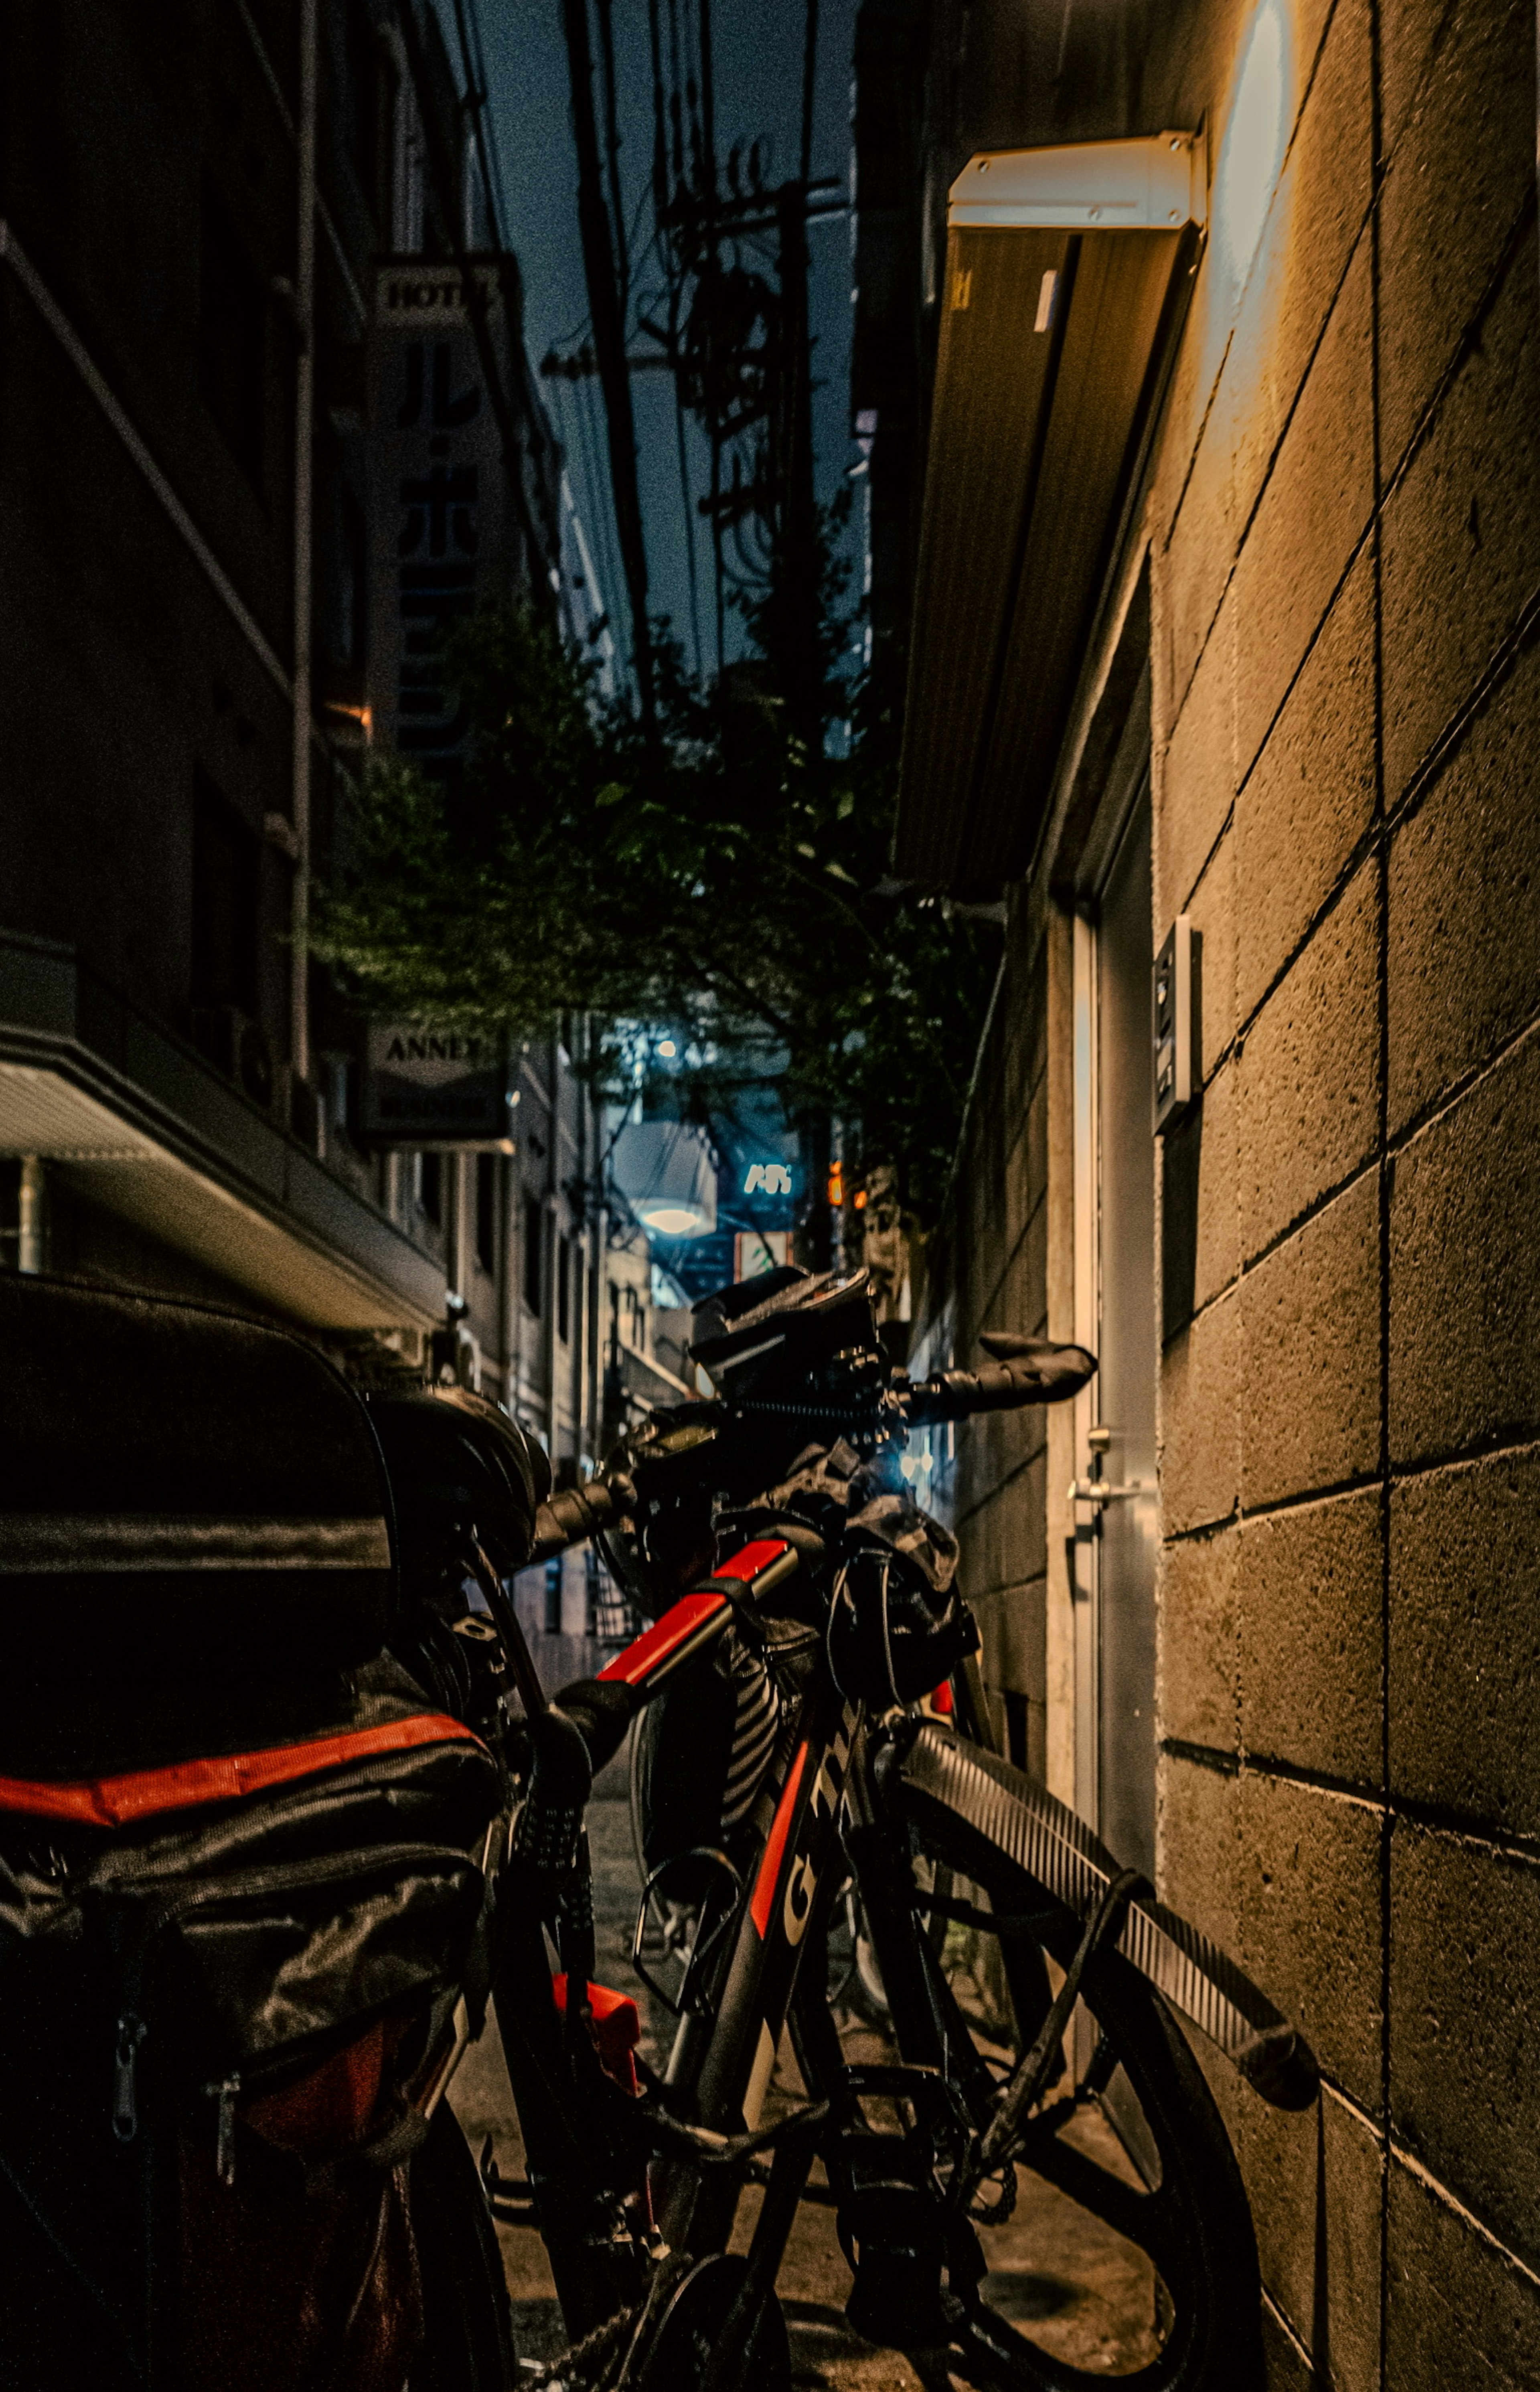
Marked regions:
[0,1278,506,2392]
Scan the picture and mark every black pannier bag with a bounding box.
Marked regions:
[0,1278,508,2391]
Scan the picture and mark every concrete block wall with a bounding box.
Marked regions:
[1150,0,1540,2375]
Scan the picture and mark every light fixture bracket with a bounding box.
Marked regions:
[948,131,1207,234]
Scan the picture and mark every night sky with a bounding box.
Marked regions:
[465,0,861,694]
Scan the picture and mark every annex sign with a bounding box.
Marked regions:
[359,1023,516,1148]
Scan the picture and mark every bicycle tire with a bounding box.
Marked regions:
[410,2102,519,2392]
[833,1763,1264,2390]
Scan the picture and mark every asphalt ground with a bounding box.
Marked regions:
[449,1752,1159,2385]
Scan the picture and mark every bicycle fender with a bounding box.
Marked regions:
[890,1723,1318,2110]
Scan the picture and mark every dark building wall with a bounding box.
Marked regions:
[0,0,599,1447]
[899,0,1540,2376]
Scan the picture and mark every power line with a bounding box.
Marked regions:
[560,0,656,723]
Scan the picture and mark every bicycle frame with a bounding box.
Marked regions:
[491,1523,1314,2350]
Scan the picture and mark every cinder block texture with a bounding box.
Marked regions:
[1235,549,1377,1029]
[1239,1172,1381,1511]
[1239,1771,1385,2113]
[969,1579,1047,1712]
[1239,2087,1383,2392]
[1234,236,1374,780]
[1389,1030,1540,1468]
[1161,1288,1240,1532]
[1238,858,1380,1263]
[1159,1525,1238,1753]
[1391,1823,1540,2267]
[1238,1485,1383,1786]
[1390,1445,1540,1835]
[1380,237,1540,806]
[1377,0,1537,477]
[1155,1748,1241,1957]
[1157,594,1237,923]
[1160,399,1236,728]
[1387,637,1540,1138]
[1386,2158,1540,2392]
[959,1451,1048,1601]
[1222,0,1374,539]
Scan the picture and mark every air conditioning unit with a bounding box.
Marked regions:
[192,1006,275,1112]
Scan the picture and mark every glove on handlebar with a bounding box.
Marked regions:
[529,1471,637,1564]
[904,1337,1096,1425]
[548,1677,639,1778]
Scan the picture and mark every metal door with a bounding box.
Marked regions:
[1072,784,1158,1877]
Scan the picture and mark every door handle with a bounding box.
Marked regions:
[1067,1478,1152,1506]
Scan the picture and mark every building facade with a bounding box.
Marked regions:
[0,0,636,1485]
[874,0,1540,2379]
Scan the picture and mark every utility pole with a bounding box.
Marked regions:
[561,0,656,725]
[772,178,822,748]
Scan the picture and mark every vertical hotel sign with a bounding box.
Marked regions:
[368,261,517,774]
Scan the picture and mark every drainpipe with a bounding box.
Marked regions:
[17,1156,44,1274]
[288,0,318,1086]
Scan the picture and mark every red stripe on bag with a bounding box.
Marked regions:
[0,1713,484,1828]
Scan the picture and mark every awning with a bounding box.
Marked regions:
[0,1063,442,1331]
[893,133,1205,890]
[0,934,446,1334]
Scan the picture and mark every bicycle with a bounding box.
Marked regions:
[486,1262,1315,2390]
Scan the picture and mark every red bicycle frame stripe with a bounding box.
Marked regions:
[596,1541,793,1691]
[0,1712,484,1829]
[598,1590,728,1686]
[750,1741,808,1936]
[713,1539,792,1585]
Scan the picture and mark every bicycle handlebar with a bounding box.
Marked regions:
[518,1339,1097,1566]
[900,1337,1097,1426]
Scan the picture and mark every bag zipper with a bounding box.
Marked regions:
[105,1838,480,2160]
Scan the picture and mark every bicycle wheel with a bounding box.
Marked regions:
[808,1756,1263,2390]
[411,2103,519,2392]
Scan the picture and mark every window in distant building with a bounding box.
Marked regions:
[557,1233,571,1345]
[198,178,266,487]
[418,1151,441,1225]
[328,481,368,668]
[190,768,259,1013]
[543,1556,561,1634]
[344,0,394,226]
[523,1193,543,1314]
[476,1153,497,1273]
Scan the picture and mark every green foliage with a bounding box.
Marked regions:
[314,606,997,1220]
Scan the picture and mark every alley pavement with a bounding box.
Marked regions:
[450,1752,1158,2384]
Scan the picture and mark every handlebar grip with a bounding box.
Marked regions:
[904,1339,1096,1425]
[529,1470,637,1563]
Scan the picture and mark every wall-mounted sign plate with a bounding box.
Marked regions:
[1153,917,1200,1132]
[359,1022,516,1149]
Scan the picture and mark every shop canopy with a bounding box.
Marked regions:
[892,132,1206,891]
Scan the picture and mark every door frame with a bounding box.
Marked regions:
[1068,709,1153,1839]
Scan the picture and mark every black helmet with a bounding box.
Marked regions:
[365,1386,550,1586]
